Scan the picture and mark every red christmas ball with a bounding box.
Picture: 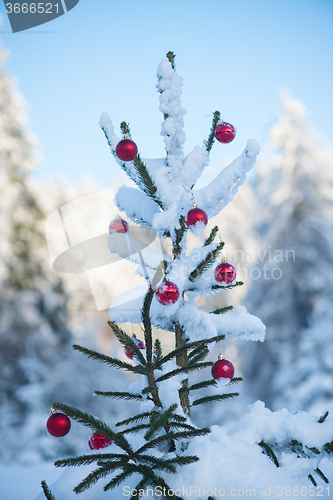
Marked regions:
[214,262,236,285]
[88,432,112,450]
[109,217,129,234]
[211,357,235,381]
[155,280,180,305]
[46,412,71,437]
[185,207,208,236]
[124,337,145,360]
[214,122,236,144]
[115,139,138,162]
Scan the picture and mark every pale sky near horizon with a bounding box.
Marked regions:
[0,0,332,187]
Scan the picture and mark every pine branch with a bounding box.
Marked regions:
[206,111,221,153]
[132,155,163,209]
[135,454,177,473]
[107,321,147,366]
[166,51,176,70]
[188,344,208,360]
[94,391,143,401]
[211,305,234,314]
[155,361,213,383]
[153,338,163,365]
[173,216,187,259]
[103,465,138,492]
[204,226,219,246]
[41,481,56,500]
[52,402,134,456]
[55,453,127,468]
[120,121,132,137]
[308,474,317,486]
[72,344,147,375]
[229,377,243,384]
[120,423,151,435]
[74,460,129,493]
[258,441,280,468]
[136,428,210,454]
[188,379,217,391]
[187,349,209,365]
[116,411,151,428]
[189,242,224,282]
[191,393,239,406]
[158,334,225,366]
[169,421,200,432]
[141,287,155,364]
[315,467,329,484]
[318,411,329,423]
[144,404,178,441]
[211,281,244,291]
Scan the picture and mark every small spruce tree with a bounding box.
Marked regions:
[43,54,333,500]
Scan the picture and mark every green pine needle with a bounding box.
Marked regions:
[41,480,56,500]
[116,411,152,428]
[155,361,213,383]
[55,453,127,468]
[211,305,234,314]
[315,467,329,484]
[206,111,221,153]
[94,391,143,401]
[259,441,280,468]
[72,344,147,375]
[189,242,224,282]
[191,393,239,407]
[204,226,219,246]
[318,411,329,423]
[308,474,317,487]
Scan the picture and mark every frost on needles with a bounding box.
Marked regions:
[41,53,333,500]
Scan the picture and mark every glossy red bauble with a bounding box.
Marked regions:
[214,262,236,285]
[211,357,235,381]
[46,412,71,437]
[155,280,180,305]
[109,218,129,234]
[88,432,113,450]
[115,139,138,162]
[185,207,208,236]
[124,337,145,360]
[214,122,236,144]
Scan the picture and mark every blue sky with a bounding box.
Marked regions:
[0,0,332,186]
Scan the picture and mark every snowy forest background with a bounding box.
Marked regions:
[0,31,333,497]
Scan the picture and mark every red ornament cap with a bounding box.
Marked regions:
[46,412,71,437]
[211,356,235,381]
[155,280,180,305]
[214,262,236,285]
[214,122,236,144]
[124,337,145,360]
[115,139,138,162]
[185,207,208,236]
[109,218,129,234]
[88,432,113,450]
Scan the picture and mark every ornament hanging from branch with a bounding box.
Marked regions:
[211,354,235,382]
[115,138,138,162]
[46,410,71,437]
[88,432,113,450]
[109,217,129,234]
[214,261,236,285]
[185,206,208,236]
[124,335,145,360]
[214,121,236,144]
[155,279,180,305]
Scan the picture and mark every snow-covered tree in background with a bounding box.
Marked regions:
[240,90,333,415]
[38,54,333,500]
[0,40,129,464]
